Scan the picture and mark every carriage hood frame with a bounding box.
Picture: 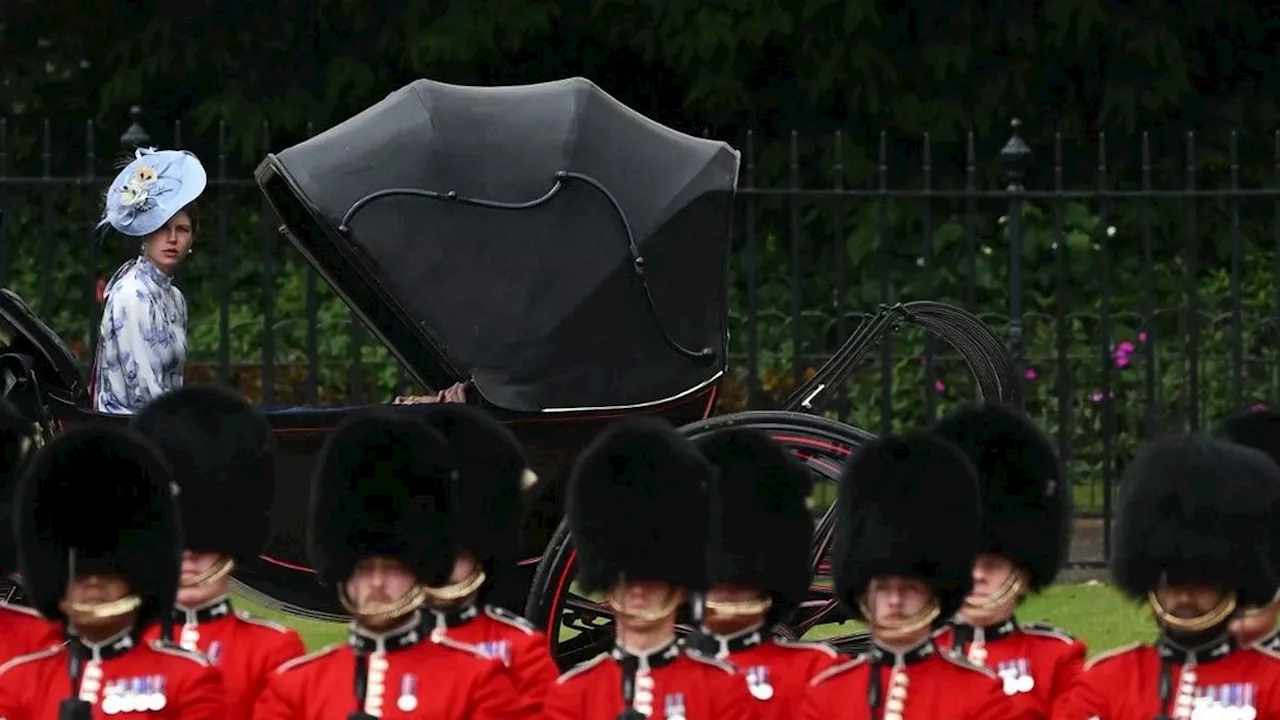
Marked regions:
[255,77,739,414]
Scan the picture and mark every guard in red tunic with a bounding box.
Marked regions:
[798,432,1044,720]
[684,427,842,718]
[1052,434,1280,719]
[418,405,559,713]
[930,404,1085,709]
[132,387,306,719]
[253,409,523,719]
[0,425,225,717]
[540,418,759,720]
[0,398,61,664]
[1215,409,1280,651]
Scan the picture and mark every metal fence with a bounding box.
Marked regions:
[3,107,1280,567]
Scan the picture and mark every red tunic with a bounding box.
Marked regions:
[427,603,559,715]
[252,611,524,719]
[141,596,305,720]
[934,617,1086,708]
[687,626,843,720]
[0,603,62,665]
[798,638,1046,720]
[541,639,760,720]
[0,627,224,718]
[1052,636,1280,719]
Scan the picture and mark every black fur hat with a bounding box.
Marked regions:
[698,428,813,622]
[568,417,715,594]
[0,398,39,574]
[932,403,1070,592]
[420,405,529,588]
[1215,409,1280,585]
[1112,433,1280,606]
[15,426,180,629]
[131,386,276,562]
[307,409,458,588]
[831,433,981,625]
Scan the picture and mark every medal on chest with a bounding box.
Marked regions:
[997,658,1035,695]
[1178,680,1258,720]
[883,667,910,720]
[396,673,419,713]
[477,639,513,666]
[362,652,390,716]
[745,665,774,700]
[662,692,687,720]
[100,675,168,715]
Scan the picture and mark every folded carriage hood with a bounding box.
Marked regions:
[256,77,739,412]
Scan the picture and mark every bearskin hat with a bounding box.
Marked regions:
[15,426,180,629]
[831,432,981,625]
[568,417,715,594]
[1112,433,1280,607]
[697,428,813,622]
[931,403,1070,592]
[0,398,39,575]
[1215,409,1280,588]
[131,386,276,562]
[307,409,457,588]
[420,405,529,587]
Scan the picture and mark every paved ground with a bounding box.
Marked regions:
[1061,517,1111,584]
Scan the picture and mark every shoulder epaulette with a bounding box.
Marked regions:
[938,650,997,678]
[234,610,290,633]
[483,606,538,636]
[808,656,867,687]
[685,649,736,675]
[148,640,210,667]
[0,603,47,620]
[772,637,839,658]
[1083,642,1143,670]
[0,644,62,675]
[432,631,501,662]
[1020,622,1080,645]
[275,644,342,674]
[557,651,610,684]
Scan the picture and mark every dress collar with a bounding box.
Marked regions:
[173,595,232,626]
[869,636,936,667]
[1156,634,1235,665]
[686,623,768,660]
[611,638,682,671]
[427,602,480,630]
[348,611,427,655]
[135,257,172,287]
[70,626,138,662]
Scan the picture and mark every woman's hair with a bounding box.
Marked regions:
[179,202,199,235]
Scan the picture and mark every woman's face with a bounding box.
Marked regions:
[143,210,194,275]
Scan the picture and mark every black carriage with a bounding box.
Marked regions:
[0,77,1021,670]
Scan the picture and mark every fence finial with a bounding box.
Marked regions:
[1000,118,1033,190]
[120,106,151,151]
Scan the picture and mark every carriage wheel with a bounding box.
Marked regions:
[524,410,874,671]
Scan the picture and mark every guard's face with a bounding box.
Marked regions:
[347,556,417,609]
[1230,604,1280,646]
[176,551,225,608]
[144,209,194,275]
[1155,585,1228,619]
[65,572,131,608]
[868,575,933,625]
[704,583,766,635]
[448,552,478,585]
[961,554,1021,625]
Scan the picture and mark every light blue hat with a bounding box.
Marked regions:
[98,148,208,237]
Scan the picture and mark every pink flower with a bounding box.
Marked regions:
[1253,403,1270,412]
[1138,332,1148,343]
[1115,354,1130,369]
[934,379,945,393]
[1117,341,1135,354]
[1024,367,1037,381]
[1089,390,1113,403]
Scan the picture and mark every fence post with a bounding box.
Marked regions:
[1000,118,1033,393]
[120,106,151,151]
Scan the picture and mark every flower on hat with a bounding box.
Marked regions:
[117,165,159,211]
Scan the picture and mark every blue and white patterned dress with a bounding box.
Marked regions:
[92,258,187,413]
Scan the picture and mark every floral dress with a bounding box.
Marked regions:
[92,258,187,413]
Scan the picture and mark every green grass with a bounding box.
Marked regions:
[237,581,1161,659]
